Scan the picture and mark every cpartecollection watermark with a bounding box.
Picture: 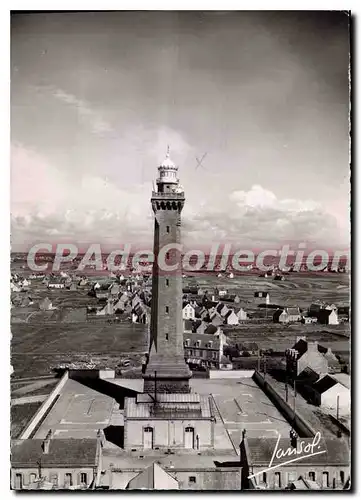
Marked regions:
[24,242,350,274]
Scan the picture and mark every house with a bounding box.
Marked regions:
[183,319,194,333]
[39,297,53,311]
[183,333,224,369]
[301,316,317,324]
[286,338,330,378]
[95,284,111,300]
[109,283,120,296]
[48,279,65,289]
[10,282,21,292]
[273,309,289,323]
[209,312,224,328]
[96,300,114,316]
[317,308,339,325]
[182,303,196,320]
[312,374,350,415]
[236,308,248,321]
[287,307,302,322]
[273,307,301,323]
[11,431,103,490]
[240,431,350,490]
[254,291,270,305]
[224,310,239,325]
[132,302,149,324]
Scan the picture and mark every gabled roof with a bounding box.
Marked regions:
[11,439,98,468]
[204,324,218,335]
[244,437,349,466]
[127,462,179,490]
[313,374,338,394]
[287,307,300,316]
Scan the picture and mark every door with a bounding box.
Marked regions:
[185,427,194,449]
[143,427,154,449]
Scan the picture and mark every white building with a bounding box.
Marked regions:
[182,303,195,320]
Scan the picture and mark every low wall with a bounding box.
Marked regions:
[99,369,115,379]
[209,370,255,379]
[252,371,316,437]
[329,414,350,435]
[19,371,69,439]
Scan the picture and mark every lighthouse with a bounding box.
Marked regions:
[143,148,192,393]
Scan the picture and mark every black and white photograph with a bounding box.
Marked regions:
[9,9,351,491]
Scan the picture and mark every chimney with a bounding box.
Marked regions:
[290,429,298,448]
[42,429,52,454]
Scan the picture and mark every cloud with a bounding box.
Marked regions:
[10,145,347,252]
[35,85,114,136]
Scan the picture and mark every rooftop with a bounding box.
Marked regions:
[126,393,212,419]
[245,437,350,466]
[11,438,98,468]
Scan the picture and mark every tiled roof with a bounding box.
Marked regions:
[11,439,98,468]
[245,437,349,466]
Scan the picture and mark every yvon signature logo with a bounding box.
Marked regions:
[247,432,326,480]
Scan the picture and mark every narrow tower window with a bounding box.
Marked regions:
[166,226,170,233]
[165,334,169,340]
[166,306,169,314]
[165,278,169,286]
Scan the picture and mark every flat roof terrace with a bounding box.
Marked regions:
[33,379,123,440]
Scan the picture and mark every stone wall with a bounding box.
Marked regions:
[252,371,315,437]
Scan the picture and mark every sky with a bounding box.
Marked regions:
[10,11,350,252]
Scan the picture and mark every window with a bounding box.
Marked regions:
[196,340,201,347]
[209,341,213,348]
[189,476,196,484]
[64,473,73,488]
[80,473,87,485]
[165,334,169,341]
[309,472,316,481]
[262,472,267,484]
[166,279,169,286]
[322,472,329,488]
[166,226,170,233]
[29,473,36,484]
[50,473,58,487]
[185,339,190,347]
[275,472,281,488]
[15,474,22,489]
[340,471,345,485]
[166,306,169,314]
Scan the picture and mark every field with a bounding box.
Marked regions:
[10,270,350,379]
[185,272,349,309]
[11,323,148,379]
[11,402,42,438]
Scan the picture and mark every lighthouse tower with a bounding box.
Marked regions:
[143,148,192,393]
